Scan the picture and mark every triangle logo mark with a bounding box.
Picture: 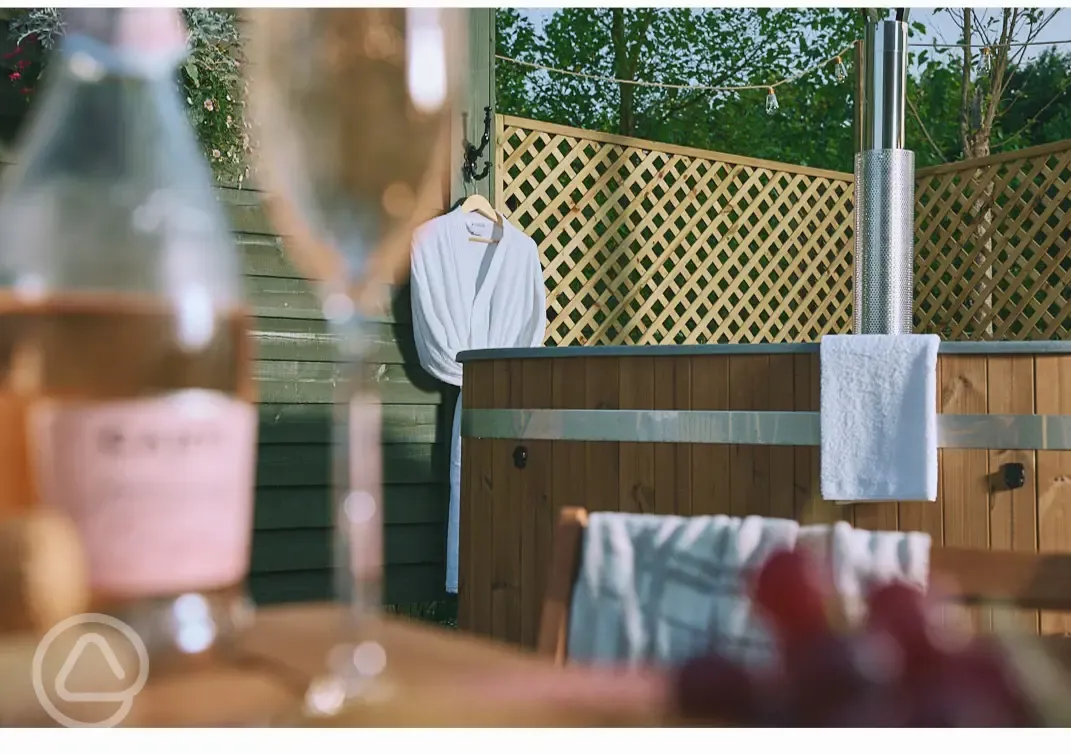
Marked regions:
[55,633,130,703]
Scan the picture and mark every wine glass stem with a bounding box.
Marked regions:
[329,308,385,662]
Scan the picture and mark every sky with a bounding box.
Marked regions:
[519,8,1071,69]
[918,8,1071,53]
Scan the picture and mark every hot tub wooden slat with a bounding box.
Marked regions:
[491,360,521,643]
[729,354,769,519]
[619,357,656,516]
[690,356,731,518]
[459,377,473,631]
[793,353,816,521]
[655,358,692,517]
[459,350,1071,648]
[550,358,586,646]
[941,354,993,633]
[673,359,694,517]
[986,354,1039,634]
[521,357,554,648]
[464,361,495,638]
[1036,355,1071,636]
[585,358,620,514]
[769,354,796,521]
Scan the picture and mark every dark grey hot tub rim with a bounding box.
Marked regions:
[457,341,1071,363]
[461,408,1071,451]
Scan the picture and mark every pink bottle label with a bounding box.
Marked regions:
[30,391,258,598]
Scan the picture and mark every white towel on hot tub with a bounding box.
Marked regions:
[819,334,940,503]
[409,208,547,593]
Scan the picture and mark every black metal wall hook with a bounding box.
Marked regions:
[462,105,493,184]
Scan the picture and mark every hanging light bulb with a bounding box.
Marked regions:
[981,47,992,75]
[834,55,848,83]
[765,87,779,115]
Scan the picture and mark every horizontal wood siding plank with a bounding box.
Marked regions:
[253,361,446,405]
[252,318,413,365]
[248,563,447,606]
[237,235,296,278]
[250,523,445,572]
[248,570,332,606]
[225,198,276,237]
[257,403,441,445]
[257,442,444,487]
[246,276,411,324]
[238,235,413,290]
[254,484,447,530]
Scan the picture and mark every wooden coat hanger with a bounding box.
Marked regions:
[460,194,501,244]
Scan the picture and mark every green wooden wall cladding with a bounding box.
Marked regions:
[230,185,452,607]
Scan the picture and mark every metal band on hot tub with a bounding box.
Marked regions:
[461,409,1071,451]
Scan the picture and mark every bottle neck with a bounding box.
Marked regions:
[60,7,190,81]
[0,16,240,302]
[61,32,187,83]
[25,44,191,183]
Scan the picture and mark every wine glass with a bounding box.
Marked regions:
[244,8,466,710]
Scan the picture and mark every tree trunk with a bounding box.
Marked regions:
[610,9,635,136]
[968,163,996,338]
[959,10,995,337]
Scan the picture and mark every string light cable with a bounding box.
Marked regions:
[494,45,856,113]
[495,35,1071,114]
[908,37,1071,73]
[907,38,1071,49]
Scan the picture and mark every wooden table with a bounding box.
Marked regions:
[3,604,675,727]
[9,602,1071,727]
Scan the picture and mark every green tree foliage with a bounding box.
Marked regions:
[907,9,1067,168]
[498,8,1071,172]
[496,8,862,171]
[6,8,250,184]
[908,48,1071,169]
[987,48,1071,149]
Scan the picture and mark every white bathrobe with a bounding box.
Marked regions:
[409,207,547,593]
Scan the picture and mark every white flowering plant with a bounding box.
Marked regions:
[7,8,251,185]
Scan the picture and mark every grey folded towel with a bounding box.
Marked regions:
[566,512,800,668]
[566,512,933,668]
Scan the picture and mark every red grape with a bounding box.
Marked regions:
[864,582,943,679]
[782,633,899,726]
[821,685,916,727]
[882,635,1035,727]
[952,640,1038,726]
[752,549,831,647]
[674,652,773,723]
[670,551,1042,727]
[908,672,1012,726]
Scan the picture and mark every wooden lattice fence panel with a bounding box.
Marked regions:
[497,115,1071,345]
[496,116,855,346]
[914,140,1071,340]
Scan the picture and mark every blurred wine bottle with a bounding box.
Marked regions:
[0,8,258,662]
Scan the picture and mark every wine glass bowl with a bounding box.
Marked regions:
[243,7,466,710]
[246,8,464,309]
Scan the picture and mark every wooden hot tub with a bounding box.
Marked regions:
[456,343,1071,649]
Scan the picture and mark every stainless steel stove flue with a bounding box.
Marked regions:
[853,17,915,335]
